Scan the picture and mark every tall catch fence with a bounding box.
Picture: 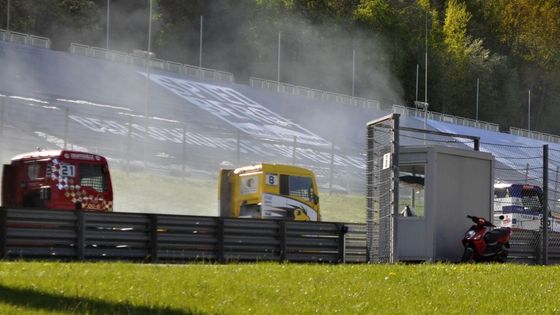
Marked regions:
[0,94,365,202]
[399,127,558,264]
[485,142,546,264]
[366,114,398,263]
[366,114,560,264]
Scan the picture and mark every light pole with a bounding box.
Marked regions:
[352,49,356,96]
[143,0,153,168]
[199,16,203,68]
[6,0,10,33]
[424,11,428,109]
[476,78,479,121]
[106,0,110,50]
[528,89,531,131]
[415,64,419,116]
[277,31,282,84]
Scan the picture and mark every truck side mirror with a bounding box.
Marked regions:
[313,194,319,205]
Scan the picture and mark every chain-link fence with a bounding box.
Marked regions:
[0,94,367,219]
[485,142,545,263]
[365,113,560,264]
[6,90,560,264]
[398,126,559,264]
[366,114,398,263]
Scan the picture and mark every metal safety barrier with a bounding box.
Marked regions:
[0,208,365,263]
[69,43,234,83]
[0,29,51,49]
[249,77,381,110]
[392,104,500,132]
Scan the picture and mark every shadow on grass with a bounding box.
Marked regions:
[0,284,205,314]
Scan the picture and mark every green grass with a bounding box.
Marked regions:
[0,262,559,314]
[111,169,366,222]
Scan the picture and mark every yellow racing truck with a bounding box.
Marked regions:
[219,164,320,221]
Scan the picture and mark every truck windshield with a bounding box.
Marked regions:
[79,164,107,192]
[288,176,314,203]
[494,185,543,212]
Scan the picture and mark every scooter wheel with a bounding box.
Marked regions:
[461,247,474,263]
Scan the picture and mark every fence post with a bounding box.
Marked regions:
[182,124,187,180]
[126,115,132,176]
[366,122,374,263]
[0,96,4,138]
[391,114,400,264]
[149,215,159,263]
[535,230,542,265]
[554,165,559,210]
[63,108,69,149]
[76,210,85,261]
[279,220,287,262]
[292,136,297,165]
[337,224,347,263]
[235,130,240,167]
[329,142,335,195]
[0,209,7,258]
[542,144,549,265]
[525,163,530,183]
[216,218,225,263]
[0,97,4,161]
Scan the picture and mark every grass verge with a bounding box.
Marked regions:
[0,262,559,314]
[111,169,366,222]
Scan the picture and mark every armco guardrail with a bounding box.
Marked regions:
[69,43,234,83]
[0,29,51,49]
[0,208,366,263]
[249,77,381,110]
[508,229,540,264]
[392,104,500,132]
[0,208,547,264]
[510,127,560,144]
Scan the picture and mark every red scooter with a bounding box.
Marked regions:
[461,215,512,262]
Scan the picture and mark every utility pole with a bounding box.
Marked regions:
[6,0,10,32]
[528,89,531,131]
[199,16,203,68]
[106,0,110,50]
[476,78,479,121]
[277,31,282,83]
[352,49,356,96]
[424,11,428,108]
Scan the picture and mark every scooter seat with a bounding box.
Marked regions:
[484,228,509,244]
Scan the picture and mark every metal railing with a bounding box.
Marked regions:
[0,208,365,263]
[249,77,381,110]
[0,29,51,49]
[69,43,235,83]
[510,127,560,144]
[392,104,500,132]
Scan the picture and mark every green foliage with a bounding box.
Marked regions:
[355,0,398,33]
[443,0,473,60]
[495,0,560,70]
[1,262,560,314]
[2,0,560,133]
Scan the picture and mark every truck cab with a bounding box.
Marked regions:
[493,183,560,231]
[494,183,543,214]
[219,164,320,221]
[1,150,113,211]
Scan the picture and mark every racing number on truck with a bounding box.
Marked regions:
[47,163,76,178]
[60,165,75,177]
[266,173,278,186]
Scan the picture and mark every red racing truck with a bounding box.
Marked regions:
[1,150,113,211]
